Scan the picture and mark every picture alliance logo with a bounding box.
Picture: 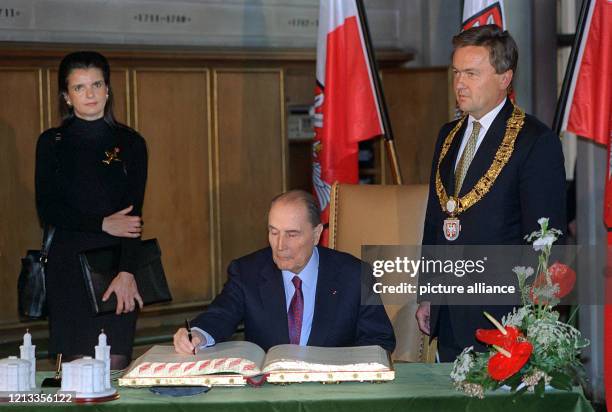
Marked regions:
[371,256,487,278]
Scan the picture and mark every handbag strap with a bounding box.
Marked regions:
[41,226,56,257]
[41,130,63,257]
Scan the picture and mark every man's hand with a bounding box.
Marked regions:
[102,205,142,238]
[416,301,431,335]
[102,271,143,315]
[173,327,203,354]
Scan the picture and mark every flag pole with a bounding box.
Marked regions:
[551,0,592,136]
[355,0,403,184]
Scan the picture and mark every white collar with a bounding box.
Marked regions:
[467,97,507,131]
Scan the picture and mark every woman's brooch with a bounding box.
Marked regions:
[103,147,121,165]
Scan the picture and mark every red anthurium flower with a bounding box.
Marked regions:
[488,341,533,381]
[476,326,521,349]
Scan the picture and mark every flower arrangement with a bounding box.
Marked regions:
[450,218,589,398]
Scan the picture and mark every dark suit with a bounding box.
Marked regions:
[423,99,566,360]
[192,246,396,352]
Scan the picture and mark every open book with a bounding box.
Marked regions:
[119,341,394,387]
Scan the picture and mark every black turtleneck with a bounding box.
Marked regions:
[35,116,148,274]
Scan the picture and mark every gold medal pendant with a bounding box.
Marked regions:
[443,196,460,241]
[443,217,461,241]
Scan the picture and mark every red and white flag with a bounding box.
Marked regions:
[312,0,385,245]
[562,0,612,150]
[462,0,506,30]
[557,1,612,408]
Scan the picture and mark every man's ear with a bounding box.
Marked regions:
[313,224,324,245]
[499,69,513,90]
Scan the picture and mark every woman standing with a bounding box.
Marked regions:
[35,51,147,369]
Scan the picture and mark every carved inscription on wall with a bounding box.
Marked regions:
[0,0,399,48]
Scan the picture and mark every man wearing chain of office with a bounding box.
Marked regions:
[415,24,566,361]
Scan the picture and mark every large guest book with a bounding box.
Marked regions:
[119,341,394,387]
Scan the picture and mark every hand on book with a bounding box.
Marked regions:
[174,327,203,354]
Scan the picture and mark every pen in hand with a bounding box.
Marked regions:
[185,319,196,355]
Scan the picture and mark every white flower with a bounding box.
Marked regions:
[513,266,526,276]
[532,234,557,251]
[513,266,535,280]
[451,346,474,383]
[537,217,549,227]
[532,283,560,301]
[502,306,530,327]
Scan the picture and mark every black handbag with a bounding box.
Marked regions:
[78,238,172,315]
[18,130,63,320]
[18,226,56,320]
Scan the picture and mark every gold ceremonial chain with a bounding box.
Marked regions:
[435,104,525,216]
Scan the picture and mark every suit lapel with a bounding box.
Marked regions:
[307,248,339,347]
[440,120,467,197]
[458,100,513,197]
[258,260,290,344]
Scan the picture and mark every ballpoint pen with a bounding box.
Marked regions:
[185,319,196,355]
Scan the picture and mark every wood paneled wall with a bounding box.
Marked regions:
[0,49,296,327]
[380,67,454,184]
[134,69,214,302]
[0,68,44,325]
[214,69,286,278]
[0,47,420,331]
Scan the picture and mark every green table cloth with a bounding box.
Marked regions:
[2,363,593,411]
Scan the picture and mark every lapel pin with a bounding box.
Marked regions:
[103,147,121,165]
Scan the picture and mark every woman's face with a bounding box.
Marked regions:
[64,68,108,121]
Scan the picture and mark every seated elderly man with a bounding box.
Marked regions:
[174,190,395,353]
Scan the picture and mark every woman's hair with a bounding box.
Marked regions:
[58,51,120,127]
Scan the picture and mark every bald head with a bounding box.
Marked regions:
[269,190,321,228]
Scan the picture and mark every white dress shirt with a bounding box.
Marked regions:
[454,98,507,171]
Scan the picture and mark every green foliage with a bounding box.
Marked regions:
[450,218,589,398]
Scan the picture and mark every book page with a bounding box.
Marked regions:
[123,342,266,378]
[262,345,390,373]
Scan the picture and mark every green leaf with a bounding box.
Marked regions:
[503,374,522,390]
[510,385,529,402]
[549,371,572,391]
[535,379,545,397]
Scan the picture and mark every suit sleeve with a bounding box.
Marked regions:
[35,131,104,231]
[356,263,396,352]
[519,128,567,238]
[119,134,148,274]
[190,259,246,343]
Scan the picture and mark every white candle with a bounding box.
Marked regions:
[98,330,107,346]
[23,330,32,346]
